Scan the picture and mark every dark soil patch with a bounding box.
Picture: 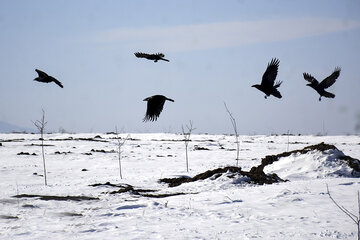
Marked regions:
[90,149,115,153]
[17,152,37,156]
[141,192,188,198]
[225,148,237,151]
[156,154,175,157]
[54,151,72,155]
[25,143,55,147]
[160,166,284,187]
[0,215,19,220]
[90,182,190,198]
[90,182,157,195]
[289,141,309,145]
[59,212,83,217]
[150,138,216,143]
[22,204,39,209]
[108,136,141,141]
[48,137,109,143]
[194,145,210,151]
[338,155,360,173]
[13,194,99,201]
[0,138,25,143]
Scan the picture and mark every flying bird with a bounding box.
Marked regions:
[134,52,169,62]
[303,67,341,101]
[252,58,282,99]
[143,95,174,122]
[34,69,63,88]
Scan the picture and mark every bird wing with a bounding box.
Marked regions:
[35,69,48,78]
[51,77,64,88]
[261,58,280,87]
[274,80,282,89]
[303,72,319,85]
[319,67,340,89]
[143,97,166,122]
[134,52,150,59]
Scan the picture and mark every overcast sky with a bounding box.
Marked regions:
[1,0,360,135]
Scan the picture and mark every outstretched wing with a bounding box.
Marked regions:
[134,52,150,59]
[155,53,165,58]
[143,97,166,122]
[51,77,64,88]
[262,58,280,87]
[303,72,319,85]
[319,67,341,89]
[274,80,282,89]
[35,69,48,78]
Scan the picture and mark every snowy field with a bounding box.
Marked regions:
[0,133,359,240]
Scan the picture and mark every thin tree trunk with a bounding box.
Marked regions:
[41,137,47,185]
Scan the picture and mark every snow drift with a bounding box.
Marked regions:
[263,142,360,181]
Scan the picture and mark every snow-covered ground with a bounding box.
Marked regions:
[0,133,359,240]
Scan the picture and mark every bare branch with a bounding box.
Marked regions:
[326,184,359,224]
[182,121,195,172]
[115,126,129,179]
[32,109,48,186]
[224,102,238,135]
[224,102,240,164]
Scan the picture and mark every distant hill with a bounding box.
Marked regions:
[0,120,35,133]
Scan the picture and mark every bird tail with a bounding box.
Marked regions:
[323,91,335,98]
[272,89,282,99]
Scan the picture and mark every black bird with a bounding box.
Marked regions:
[143,95,174,122]
[303,67,341,101]
[34,69,63,88]
[134,52,169,62]
[252,58,282,99]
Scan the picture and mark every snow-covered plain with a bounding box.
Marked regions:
[0,133,359,240]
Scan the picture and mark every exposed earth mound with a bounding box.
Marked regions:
[160,166,284,187]
[260,142,360,180]
[160,143,360,187]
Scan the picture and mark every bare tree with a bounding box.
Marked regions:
[326,184,360,239]
[115,127,129,179]
[182,121,195,172]
[32,109,48,186]
[224,102,240,166]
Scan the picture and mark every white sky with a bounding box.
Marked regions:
[0,0,360,134]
